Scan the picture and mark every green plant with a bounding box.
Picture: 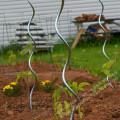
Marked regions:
[8,50,16,65]
[40,76,58,93]
[16,71,36,91]
[52,81,90,119]
[3,82,21,97]
[20,44,34,55]
[3,43,22,54]
[40,80,54,93]
[102,60,115,77]
[90,71,98,77]
[20,43,35,61]
[16,71,35,82]
[92,60,115,93]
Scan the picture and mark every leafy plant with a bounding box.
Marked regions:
[40,80,54,93]
[20,43,35,61]
[8,50,16,65]
[3,82,21,97]
[52,81,90,119]
[16,71,34,82]
[40,76,58,93]
[20,44,34,55]
[90,71,98,77]
[92,60,115,93]
[16,71,36,91]
[102,60,115,77]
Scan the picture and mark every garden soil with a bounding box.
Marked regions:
[0,62,120,120]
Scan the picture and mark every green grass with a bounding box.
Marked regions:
[0,40,120,78]
[51,42,120,76]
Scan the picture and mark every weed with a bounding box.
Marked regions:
[8,50,16,65]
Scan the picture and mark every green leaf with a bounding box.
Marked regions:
[78,82,90,91]
[92,89,97,93]
[72,82,78,87]
[64,101,70,116]
[20,49,28,55]
[102,60,115,77]
[52,89,60,102]
[78,107,83,119]
[102,69,111,77]
[79,82,91,87]
[102,60,115,69]
[59,86,67,93]
[27,71,32,76]
[54,115,58,120]
[67,90,73,97]
[20,44,34,55]
[16,75,20,82]
[57,103,63,118]
[67,80,72,86]
[97,86,104,90]
[78,87,84,91]
[54,102,59,112]
[99,80,107,86]
[71,82,78,94]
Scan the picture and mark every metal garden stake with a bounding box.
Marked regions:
[98,0,115,91]
[27,0,38,109]
[55,0,79,119]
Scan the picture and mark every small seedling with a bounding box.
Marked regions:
[16,71,37,91]
[20,43,35,61]
[52,81,90,119]
[8,50,16,65]
[92,60,115,93]
[102,60,115,77]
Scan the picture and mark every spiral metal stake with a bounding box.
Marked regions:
[98,0,115,91]
[27,0,38,109]
[55,0,79,119]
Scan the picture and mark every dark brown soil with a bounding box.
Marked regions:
[0,62,120,120]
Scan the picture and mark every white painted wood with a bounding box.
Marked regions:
[0,0,120,46]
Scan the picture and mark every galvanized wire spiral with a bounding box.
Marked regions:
[27,0,38,109]
[55,0,79,119]
[98,0,115,91]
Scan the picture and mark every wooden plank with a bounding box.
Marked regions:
[71,28,85,49]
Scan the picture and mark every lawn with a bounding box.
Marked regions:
[0,38,120,77]
[50,42,120,75]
